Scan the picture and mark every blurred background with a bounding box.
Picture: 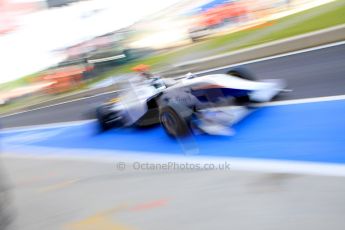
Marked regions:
[1,0,343,111]
[1,0,345,230]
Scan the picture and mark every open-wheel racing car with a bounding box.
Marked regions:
[96,68,286,137]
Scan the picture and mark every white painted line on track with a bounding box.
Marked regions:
[261,94,345,106]
[0,89,125,119]
[3,146,345,177]
[1,40,345,119]
[0,119,95,134]
[195,40,345,74]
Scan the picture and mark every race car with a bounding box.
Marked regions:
[96,67,286,137]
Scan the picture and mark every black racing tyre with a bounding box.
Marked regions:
[159,103,193,138]
[226,67,255,81]
[96,106,112,131]
[235,95,251,105]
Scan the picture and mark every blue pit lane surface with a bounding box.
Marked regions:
[2,99,345,164]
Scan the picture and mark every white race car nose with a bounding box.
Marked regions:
[249,79,286,102]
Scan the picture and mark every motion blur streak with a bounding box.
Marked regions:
[2,42,345,128]
[1,0,345,230]
[1,39,344,121]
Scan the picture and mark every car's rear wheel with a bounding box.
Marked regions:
[159,103,193,138]
[96,107,112,131]
[96,106,125,131]
[226,67,255,81]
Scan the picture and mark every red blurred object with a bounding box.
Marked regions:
[198,2,247,28]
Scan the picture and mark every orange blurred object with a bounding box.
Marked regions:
[35,65,93,94]
[132,64,150,73]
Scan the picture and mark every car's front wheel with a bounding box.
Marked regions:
[159,103,193,138]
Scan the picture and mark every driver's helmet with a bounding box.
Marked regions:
[132,64,150,72]
[132,64,152,78]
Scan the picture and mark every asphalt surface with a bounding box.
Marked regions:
[1,44,345,129]
[2,157,345,230]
